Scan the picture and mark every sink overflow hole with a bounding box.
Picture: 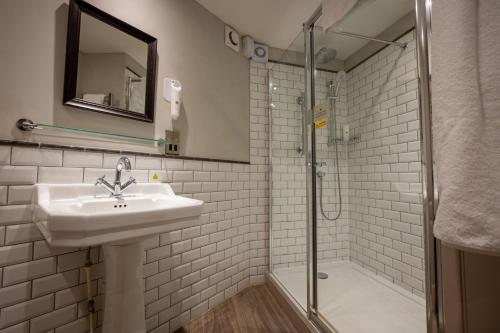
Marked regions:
[113,204,128,208]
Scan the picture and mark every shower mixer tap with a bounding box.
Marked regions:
[316,161,327,178]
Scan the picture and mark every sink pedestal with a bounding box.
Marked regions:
[102,241,146,333]
[33,183,204,333]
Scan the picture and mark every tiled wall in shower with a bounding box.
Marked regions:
[269,63,350,269]
[268,31,424,297]
[347,31,424,296]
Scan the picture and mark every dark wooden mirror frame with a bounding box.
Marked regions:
[63,0,157,122]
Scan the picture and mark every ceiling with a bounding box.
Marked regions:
[194,0,321,50]
[195,0,414,61]
[309,0,414,60]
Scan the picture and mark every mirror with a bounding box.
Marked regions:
[64,0,157,122]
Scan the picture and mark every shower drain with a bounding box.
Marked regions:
[318,272,329,279]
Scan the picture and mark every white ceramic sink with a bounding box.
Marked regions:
[33,183,203,247]
[32,182,203,333]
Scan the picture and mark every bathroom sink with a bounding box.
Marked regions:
[32,182,203,333]
[33,183,204,247]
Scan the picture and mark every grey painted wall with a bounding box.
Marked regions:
[0,0,250,162]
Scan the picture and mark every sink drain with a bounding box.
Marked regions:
[318,272,329,279]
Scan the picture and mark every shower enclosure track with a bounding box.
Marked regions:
[330,30,408,48]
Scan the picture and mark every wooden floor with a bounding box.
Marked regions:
[179,285,300,333]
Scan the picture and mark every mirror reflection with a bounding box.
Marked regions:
[77,12,148,114]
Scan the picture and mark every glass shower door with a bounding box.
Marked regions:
[311,44,350,333]
[304,2,428,332]
[268,33,309,310]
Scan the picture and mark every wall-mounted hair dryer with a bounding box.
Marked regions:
[163,78,182,120]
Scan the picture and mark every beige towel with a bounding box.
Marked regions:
[322,0,358,32]
[432,0,500,254]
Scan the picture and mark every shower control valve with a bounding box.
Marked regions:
[315,161,327,177]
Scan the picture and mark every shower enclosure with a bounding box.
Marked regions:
[268,1,436,332]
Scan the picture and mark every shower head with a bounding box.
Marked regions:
[329,71,346,97]
[335,71,345,96]
[315,47,337,65]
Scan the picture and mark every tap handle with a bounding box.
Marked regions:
[95,175,106,186]
[120,176,136,190]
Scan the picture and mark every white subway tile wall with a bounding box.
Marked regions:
[0,187,7,206]
[0,147,11,165]
[314,69,351,264]
[347,31,424,296]
[268,63,350,269]
[0,61,268,333]
[7,186,34,205]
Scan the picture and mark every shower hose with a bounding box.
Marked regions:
[318,97,342,221]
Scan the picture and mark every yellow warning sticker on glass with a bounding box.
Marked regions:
[315,119,327,128]
[314,100,330,129]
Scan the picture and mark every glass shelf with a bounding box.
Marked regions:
[16,118,166,145]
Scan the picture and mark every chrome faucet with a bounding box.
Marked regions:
[95,157,136,197]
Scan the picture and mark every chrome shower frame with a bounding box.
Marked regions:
[267,1,439,332]
[415,0,442,332]
[301,1,440,332]
[304,7,337,332]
